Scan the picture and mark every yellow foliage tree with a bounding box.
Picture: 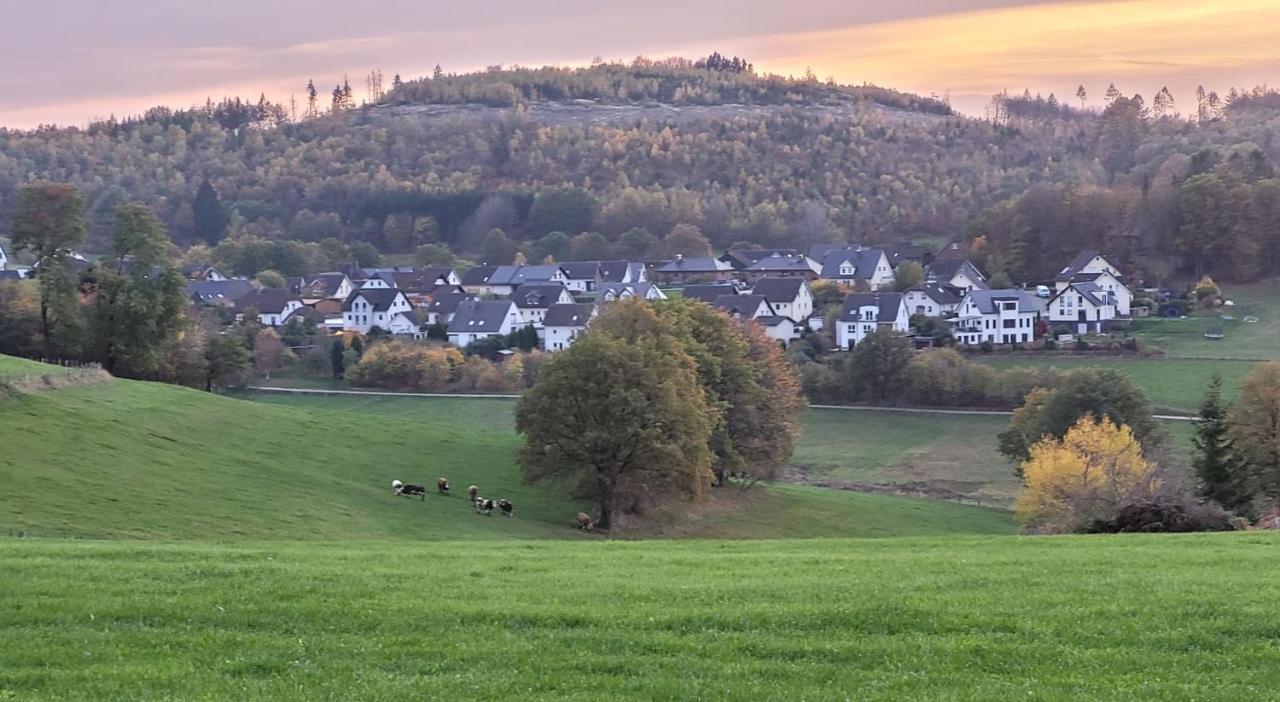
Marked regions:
[1016,415,1161,533]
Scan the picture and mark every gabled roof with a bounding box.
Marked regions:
[597,260,630,282]
[343,287,408,312]
[487,265,565,286]
[906,283,963,306]
[819,248,888,280]
[751,277,807,303]
[837,293,905,323]
[596,282,664,301]
[721,248,799,270]
[745,254,821,274]
[187,279,253,304]
[307,272,350,297]
[683,284,738,303]
[448,300,516,333]
[925,259,987,287]
[657,256,732,274]
[389,269,453,292]
[1051,282,1111,308]
[755,315,796,328]
[179,263,223,278]
[808,243,864,261]
[1055,250,1117,282]
[884,243,931,266]
[234,288,299,315]
[543,303,596,327]
[714,294,772,318]
[558,261,602,279]
[513,283,569,309]
[961,289,1046,315]
[427,291,476,316]
[460,266,497,286]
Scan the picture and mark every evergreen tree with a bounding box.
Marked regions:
[11,182,87,360]
[350,334,364,359]
[392,73,403,90]
[330,338,346,378]
[1076,84,1088,109]
[1193,375,1249,512]
[1104,82,1121,104]
[192,177,228,245]
[433,64,444,80]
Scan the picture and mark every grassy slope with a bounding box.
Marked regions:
[1130,279,1280,361]
[0,359,1011,540]
[4,534,1279,700]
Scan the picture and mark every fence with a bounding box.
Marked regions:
[0,360,105,390]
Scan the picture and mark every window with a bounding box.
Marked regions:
[1002,319,1016,329]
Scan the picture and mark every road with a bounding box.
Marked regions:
[246,386,1197,422]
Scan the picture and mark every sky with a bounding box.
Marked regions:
[2,0,1278,128]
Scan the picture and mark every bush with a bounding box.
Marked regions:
[1087,500,1235,534]
[1043,337,1056,351]
[979,340,993,353]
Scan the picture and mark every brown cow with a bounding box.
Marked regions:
[576,512,594,530]
[436,478,451,495]
[467,485,478,502]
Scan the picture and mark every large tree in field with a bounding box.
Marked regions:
[1230,362,1280,501]
[90,204,187,376]
[516,308,714,529]
[845,328,913,402]
[11,182,87,360]
[1193,375,1250,512]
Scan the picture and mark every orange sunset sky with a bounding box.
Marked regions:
[2,0,1277,127]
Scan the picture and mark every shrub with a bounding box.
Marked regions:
[1087,500,1235,533]
[979,340,993,353]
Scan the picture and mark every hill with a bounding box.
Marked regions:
[0,357,1012,540]
[4,533,1278,699]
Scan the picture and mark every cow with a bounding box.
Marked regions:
[437,478,451,495]
[474,497,495,516]
[467,485,478,502]
[576,512,594,530]
[498,499,513,517]
[392,479,426,501]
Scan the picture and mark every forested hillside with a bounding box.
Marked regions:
[3,59,1280,282]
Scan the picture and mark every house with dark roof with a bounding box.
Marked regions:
[925,260,988,293]
[558,261,602,293]
[303,273,354,300]
[460,266,498,295]
[179,264,227,281]
[682,284,738,304]
[188,279,254,307]
[713,294,774,320]
[750,278,814,322]
[342,288,419,336]
[903,283,963,318]
[384,268,459,294]
[596,260,647,284]
[1054,252,1130,316]
[447,300,521,347]
[816,247,895,290]
[950,289,1045,346]
[720,248,800,271]
[234,288,305,327]
[1048,282,1117,334]
[744,253,822,282]
[542,303,597,351]
[596,282,666,302]
[884,243,934,268]
[512,284,576,325]
[755,316,804,346]
[835,293,909,349]
[424,291,476,326]
[655,255,733,283]
[477,265,569,296]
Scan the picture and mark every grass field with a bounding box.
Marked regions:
[4,534,1280,700]
[0,357,1011,540]
[1128,279,1280,361]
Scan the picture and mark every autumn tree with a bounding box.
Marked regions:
[11,182,88,360]
[202,332,250,391]
[845,328,913,402]
[253,328,287,379]
[893,260,925,291]
[1230,361,1280,501]
[516,323,714,530]
[663,223,713,257]
[1193,375,1250,512]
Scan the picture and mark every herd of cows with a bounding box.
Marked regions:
[391,478,596,530]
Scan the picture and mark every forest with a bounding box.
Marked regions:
[3,58,1280,283]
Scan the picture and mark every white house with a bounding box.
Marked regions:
[358,276,393,290]
[903,283,963,318]
[814,247,895,290]
[542,303,596,351]
[1055,252,1131,317]
[596,282,667,302]
[447,300,521,347]
[425,291,476,326]
[713,294,775,320]
[750,278,814,323]
[471,265,569,297]
[234,289,305,327]
[512,284,576,326]
[756,316,804,346]
[950,289,1045,346]
[343,288,419,336]
[559,262,602,293]
[1049,282,1117,334]
[925,260,988,293]
[304,273,354,301]
[835,292,910,349]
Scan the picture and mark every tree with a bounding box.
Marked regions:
[254,269,286,288]
[479,228,517,264]
[330,338,346,378]
[533,231,572,262]
[998,368,1158,463]
[89,203,187,376]
[11,182,88,360]
[617,227,658,259]
[305,80,319,118]
[433,64,444,80]
[1076,84,1088,109]
[1193,375,1250,512]
[413,243,457,267]
[569,232,613,261]
[664,223,712,257]
[845,328,913,402]
[1016,416,1161,533]
[253,328,287,379]
[203,332,250,391]
[349,242,382,267]
[527,188,597,236]
[350,334,365,359]
[516,331,714,530]
[192,177,228,245]
[893,261,925,291]
[1104,83,1121,104]
[392,73,404,90]
[1230,361,1280,501]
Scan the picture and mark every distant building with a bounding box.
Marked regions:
[925,260,988,293]
[950,289,1045,346]
[542,303,597,351]
[234,289,305,327]
[903,283,963,318]
[655,255,734,283]
[750,278,814,323]
[815,247,895,290]
[447,300,521,347]
[835,292,909,349]
[342,289,419,336]
[1048,282,1117,334]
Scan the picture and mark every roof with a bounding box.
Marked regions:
[460,266,497,286]
[808,243,863,261]
[714,294,772,318]
[754,315,794,328]
[925,259,987,286]
[234,288,298,315]
[343,288,407,312]
[1052,282,1110,307]
[179,263,221,277]
[818,247,888,280]
[906,283,963,306]
[751,278,806,303]
[745,254,820,274]
[961,289,1046,315]
[838,293,905,323]
[307,272,350,297]
[187,279,253,304]
[389,269,453,292]
[1055,250,1115,282]
[448,300,516,333]
[543,303,596,327]
[884,243,931,266]
[596,282,663,301]
[513,284,570,309]
[657,256,732,274]
[682,284,738,303]
[558,261,602,279]
[427,291,476,315]
[721,249,799,269]
[487,265,565,286]
[597,261,630,282]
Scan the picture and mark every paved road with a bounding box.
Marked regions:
[246,386,1197,422]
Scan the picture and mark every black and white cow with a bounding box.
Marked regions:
[498,499,513,517]
[473,497,495,516]
[392,479,426,501]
